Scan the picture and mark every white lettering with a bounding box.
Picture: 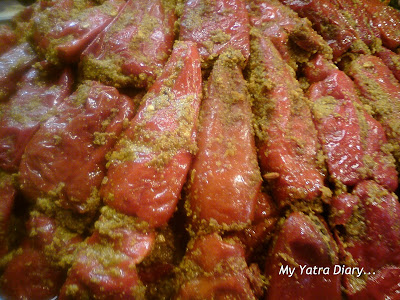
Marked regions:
[299,265,307,275]
[279,265,295,277]
[356,267,364,278]
[333,265,342,275]
[322,267,330,275]
[279,265,365,277]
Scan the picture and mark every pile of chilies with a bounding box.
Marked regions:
[0,0,400,299]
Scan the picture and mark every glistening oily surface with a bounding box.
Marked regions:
[0,0,400,299]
